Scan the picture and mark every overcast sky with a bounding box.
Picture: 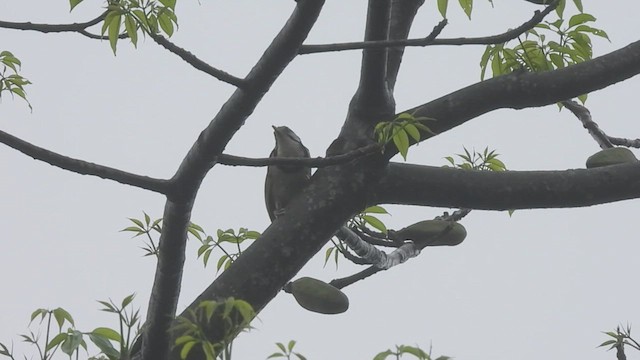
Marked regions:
[1,1,639,359]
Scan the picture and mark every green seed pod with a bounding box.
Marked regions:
[394,220,466,246]
[586,147,638,168]
[290,277,349,315]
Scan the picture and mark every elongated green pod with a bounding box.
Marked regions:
[290,277,349,315]
[394,220,466,246]
[586,147,637,168]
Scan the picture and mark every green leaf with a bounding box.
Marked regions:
[92,327,121,342]
[61,330,83,356]
[398,345,430,358]
[89,333,120,358]
[362,215,387,233]
[373,350,393,360]
[121,293,135,308]
[53,307,74,329]
[568,13,595,28]
[69,0,84,11]
[216,254,229,272]
[363,205,388,214]
[30,308,47,323]
[157,12,174,37]
[555,0,566,19]
[180,341,197,359]
[267,353,285,359]
[108,14,122,55]
[97,300,116,312]
[404,123,421,142]
[128,218,144,228]
[458,0,472,19]
[392,129,410,160]
[46,333,67,352]
[202,248,212,266]
[598,339,617,347]
[159,0,177,10]
[437,0,448,18]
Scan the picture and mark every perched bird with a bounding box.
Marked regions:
[265,126,311,221]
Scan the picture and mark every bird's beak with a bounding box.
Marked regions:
[271,125,278,131]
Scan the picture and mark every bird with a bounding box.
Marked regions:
[265,126,311,221]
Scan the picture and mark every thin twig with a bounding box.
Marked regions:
[216,143,381,168]
[299,1,558,54]
[0,129,170,194]
[0,12,107,33]
[563,100,640,149]
[148,33,247,88]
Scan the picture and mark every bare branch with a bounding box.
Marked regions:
[148,33,247,88]
[354,0,394,111]
[563,100,640,149]
[386,0,427,91]
[299,2,557,54]
[0,12,106,33]
[330,265,381,289]
[216,143,381,168]
[0,129,170,194]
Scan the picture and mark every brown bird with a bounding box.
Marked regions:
[265,126,311,221]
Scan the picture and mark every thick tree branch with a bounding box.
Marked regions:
[341,0,396,145]
[299,2,557,54]
[148,33,247,88]
[386,0,426,92]
[373,162,640,210]
[382,39,640,158]
[137,1,326,359]
[0,129,169,194]
[358,0,392,104]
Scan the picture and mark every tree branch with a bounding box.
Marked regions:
[380,39,640,158]
[386,0,427,92]
[299,2,558,54]
[148,33,247,88]
[0,12,106,33]
[0,129,169,194]
[562,100,640,149]
[137,1,326,359]
[215,143,380,168]
[373,162,640,210]
[562,100,613,149]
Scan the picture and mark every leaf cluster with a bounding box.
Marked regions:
[70,0,178,54]
[0,51,32,110]
[194,227,261,272]
[121,212,163,257]
[0,295,140,360]
[444,147,506,172]
[599,324,640,354]
[173,298,255,360]
[267,340,307,360]
[374,344,451,360]
[375,113,435,160]
[480,1,608,98]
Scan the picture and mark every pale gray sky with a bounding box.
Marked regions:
[1,1,639,359]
